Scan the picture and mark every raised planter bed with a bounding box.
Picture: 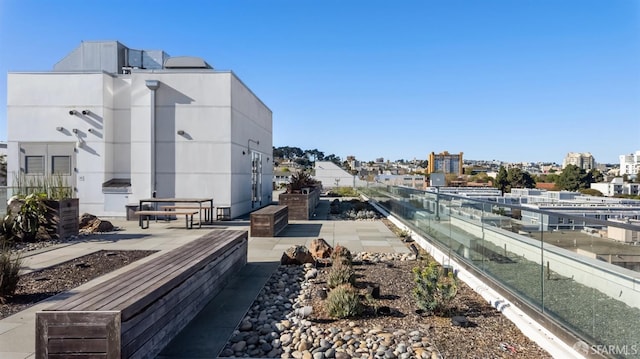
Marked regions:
[35,229,248,359]
[278,188,320,220]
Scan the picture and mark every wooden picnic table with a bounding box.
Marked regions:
[139,197,214,228]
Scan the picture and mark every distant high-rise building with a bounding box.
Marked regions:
[428,151,463,175]
[562,152,595,170]
[619,150,640,177]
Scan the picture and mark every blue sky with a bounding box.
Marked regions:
[1,0,638,164]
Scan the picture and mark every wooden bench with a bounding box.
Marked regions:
[250,205,288,237]
[135,210,199,229]
[36,230,248,359]
[160,205,212,223]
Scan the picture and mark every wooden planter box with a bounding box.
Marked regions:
[278,188,320,220]
[44,198,79,239]
[250,205,288,237]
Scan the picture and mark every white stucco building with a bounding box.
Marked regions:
[620,150,640,178]
[7,40,273,218]
[591,177,640,197]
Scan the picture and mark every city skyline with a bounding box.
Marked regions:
[0,1,638,164]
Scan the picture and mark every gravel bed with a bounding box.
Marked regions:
[220,252,552,359]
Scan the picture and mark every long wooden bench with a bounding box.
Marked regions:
[135,210,199,229]
[250,205,288,237]
[36,229,248,359]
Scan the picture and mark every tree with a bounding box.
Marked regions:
[586,169,604,184]
[556,164,590,191]
[494,166,509,194]
[294,157,311,167]
[273,146,304,159]
[304,149,325,162]
[325,154,342,166]
[506,168,536,190]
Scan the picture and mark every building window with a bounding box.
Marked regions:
[52,156,71,175]
[25,156,44,174]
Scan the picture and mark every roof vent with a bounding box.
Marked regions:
[164,56,212,69]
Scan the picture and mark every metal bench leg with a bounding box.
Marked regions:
[142,215,150,229]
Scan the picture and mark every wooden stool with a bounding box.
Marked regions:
[216,206,231,220]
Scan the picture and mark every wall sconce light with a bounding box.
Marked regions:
[72,128,79,134]
[267,157,270,162]
[69,110,77,116]
[81,110,90,115]
[177,130,185,136]
[242,150,246,155]
[88,128,95,133]
[245,138,259,155]
[56,126,64,131]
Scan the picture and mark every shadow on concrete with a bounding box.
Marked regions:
[279,223,322,237]
[78,233,152,242]
[159,261,280,359]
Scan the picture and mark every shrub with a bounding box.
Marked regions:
[330,245,352,264]
[286,171,319,193]
[325,284,362,318]
[12,173,72,200]
[334,187,359,197]
[0,246,21,303]
[412,261,458,315]
[4,193,48,242]
[327,261,355,288]
[329,199,342,214]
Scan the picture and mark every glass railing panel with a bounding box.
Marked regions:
[0,186,6,217]
[538,212,640,357]
[358,184,640,356]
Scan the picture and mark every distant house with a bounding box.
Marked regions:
[591,177,640,197]
[7,40,273,217]
[535,182,556,191]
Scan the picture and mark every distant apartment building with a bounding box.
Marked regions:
[619,150,640,178]
[428,151,463,175]
[345,155,360,171]
[562,152,595,170]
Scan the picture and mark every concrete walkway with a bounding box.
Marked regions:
[0,199,409,359]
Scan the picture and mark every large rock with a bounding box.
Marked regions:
[309,238,333,259]
[280,245,315,265]
[79,213,98,228]
[79,213,115,233]
[90,219,115,233]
